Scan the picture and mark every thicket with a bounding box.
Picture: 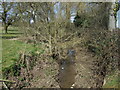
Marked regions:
[2,2,119,88]
[82,29,118,78]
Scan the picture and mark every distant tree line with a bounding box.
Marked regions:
[0,2,119,33]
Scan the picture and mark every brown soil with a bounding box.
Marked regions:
[74,47,104,88]
[8,46,105,88]
[29,57,59,88]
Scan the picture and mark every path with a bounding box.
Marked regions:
[74,47,104,88]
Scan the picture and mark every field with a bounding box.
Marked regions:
[0,27,37,70]
[2,40,36,69]
[0,27,22,39]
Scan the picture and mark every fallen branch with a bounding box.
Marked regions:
[3,82,9,90]
[0,79,15,83]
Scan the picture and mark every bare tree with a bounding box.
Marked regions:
[0,2,19,33]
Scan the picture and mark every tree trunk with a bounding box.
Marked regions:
[66,3,71,28]
[117,10,120,28]
[4,25,8,34]
[109,2,116,31]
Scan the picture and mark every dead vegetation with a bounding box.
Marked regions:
[2,2,119,89]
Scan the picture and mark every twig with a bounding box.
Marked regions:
[3,82,9,90]
[0,79,15,83]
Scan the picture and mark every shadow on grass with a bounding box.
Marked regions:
[0,32,23,39]
[8,29,18,31]
[0,36,18,39]
[0,28,22,39]
[2,33,23,34]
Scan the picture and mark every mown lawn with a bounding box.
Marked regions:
[0,27,22,39]
[1,27,43,70]
[2,39,36,69]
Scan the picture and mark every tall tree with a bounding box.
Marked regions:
[109,2,116,31]
[74,2,114,30]
[0,2,19,33]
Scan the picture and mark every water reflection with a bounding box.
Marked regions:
[58,50,76,88]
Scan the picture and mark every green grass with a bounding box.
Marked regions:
[2,39,36,69]
[103,70,120,88]
[0,27,22,39]
[0,27,20,33]
[0,27,44,70]
[0,27,46,79]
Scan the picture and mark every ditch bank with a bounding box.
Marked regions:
[57,47,106,88]
[3,47,107,88]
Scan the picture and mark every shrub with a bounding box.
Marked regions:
[83,29,118,74]
[3,63,21,78]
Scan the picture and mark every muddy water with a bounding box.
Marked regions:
[58,50,76,88]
